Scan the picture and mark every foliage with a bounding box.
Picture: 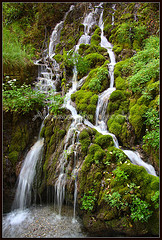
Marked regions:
[3,79,45,114]
[130,196,153,222]
[126,36,159,93]
[113,167,129,182]
[64,50,90,78]
[143,103,159,152]
[88,67,109,92]
[3,25,33,68]
[151,190,159,209]
[81,189,96,211]
[47,92,64,115]
[104,191,128,210]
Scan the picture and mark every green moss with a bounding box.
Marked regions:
[49,133,56,147]
[54,54,63,63]
[79,129,91,155]
[114,59,129,78]
[81,154,94,173]
[109,122,122,136]
[84,53,106,68]
[109,90,126,102]
[94,26,101,35]
[115,76,128,90]
[8,151,19,165]
[71,89,98,123]
[88,144,102,155]
[44,125,53,137]
[90,94,98,105]
[87,104,96,114]
[78,43,90,55]
[129,103,148,138]
[59,129,66,139]
[95,135,114,149]
[107,114,126,138]
[40,126,45,138]
[113,44,123,55]
[91,33,101,46]
[94,150,106,164]
[79,129,90,140]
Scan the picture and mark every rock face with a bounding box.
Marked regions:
[3,110,42,212]
[39,121,159,237]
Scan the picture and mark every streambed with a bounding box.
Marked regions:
[2,204,87,238]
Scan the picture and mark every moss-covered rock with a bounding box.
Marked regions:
[84,53,106,69]
[94,135,114,149]
[129,103,148,139]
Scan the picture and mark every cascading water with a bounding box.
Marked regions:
[112,4,116,26]
[12,139,44,210]
[3,5,87,238]
[54,6,99,219]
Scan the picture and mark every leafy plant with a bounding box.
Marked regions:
[81,189,96,211]
[151,190,159,209]
[47,91,64,115]
[130,196,153,222]
[143,104,159,151]
[88,67,108,92]
[3,79,45,113]
[112,167,129,182]
[104,191,128,210]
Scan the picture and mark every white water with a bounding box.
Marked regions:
[54,7,99,218]
[123,150,157,176]
[112,4,116,26]
[12,139,44,210]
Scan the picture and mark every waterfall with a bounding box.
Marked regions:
[12,139,44,210]
[112,4,116,26]
[83,5,157,176]
[54,7,98,218]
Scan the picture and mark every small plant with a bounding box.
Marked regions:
[47,91,64,115]
[81,189,96,212]
[3,79,45,114]
[130,196,153,223]
[113,167,129,182]
[151,190,159,209]
[104,191,128,210]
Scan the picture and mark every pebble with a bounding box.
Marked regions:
[3,205,87,238]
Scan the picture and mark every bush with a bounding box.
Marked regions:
[3,79,45,114]
[3,25,33,68]
[81,189,96,212]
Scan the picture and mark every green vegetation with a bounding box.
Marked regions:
[47,92,64,115]
[81,189,96,211]
[3,25,34,68]
[3,79,45,114]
